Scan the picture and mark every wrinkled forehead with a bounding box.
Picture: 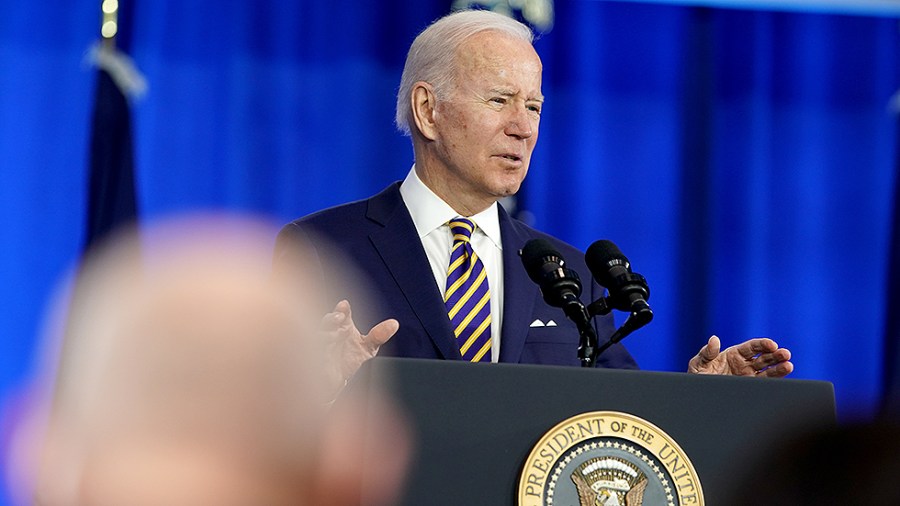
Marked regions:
[452,30,542,82]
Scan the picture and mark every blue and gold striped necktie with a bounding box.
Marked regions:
[444,217,492,362]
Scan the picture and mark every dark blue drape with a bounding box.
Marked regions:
[1,5,899,500]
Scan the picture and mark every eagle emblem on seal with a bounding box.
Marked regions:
[571,456,649,506]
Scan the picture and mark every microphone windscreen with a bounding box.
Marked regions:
[585,240,629,286]
[520,239,562,283]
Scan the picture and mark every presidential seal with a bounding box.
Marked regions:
[518,411,703,506]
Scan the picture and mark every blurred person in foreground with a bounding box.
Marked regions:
[276,9,794,379]
[727,419,900,504]
[9,216,408,506]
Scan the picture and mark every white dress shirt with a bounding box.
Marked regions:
[399,167,504,362]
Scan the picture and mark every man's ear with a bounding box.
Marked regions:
[410,82,438,141]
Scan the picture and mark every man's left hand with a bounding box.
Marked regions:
[687,336,793,377]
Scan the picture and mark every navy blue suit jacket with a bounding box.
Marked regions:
[276,182,637,369]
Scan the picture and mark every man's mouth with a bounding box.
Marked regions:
[498,154,522,162]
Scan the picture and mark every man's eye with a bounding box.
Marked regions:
[490,97,507,104]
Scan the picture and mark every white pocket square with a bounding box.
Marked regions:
[529,319,557,328]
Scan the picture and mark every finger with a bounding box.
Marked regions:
[735,338,779,360]
[321,300,352,331]
[751,348,792,370]
[364,319,400,348]
[334,300,356,332]
[698,335,720,363]
[320,311,346,332]
[335,299,351,317]
[758,360,794,378]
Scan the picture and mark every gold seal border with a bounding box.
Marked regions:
[517,411,704,506]
[545,439,675,506]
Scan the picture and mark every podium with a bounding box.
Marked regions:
[351,357,835,505]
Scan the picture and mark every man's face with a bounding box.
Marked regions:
[430,30,543,207]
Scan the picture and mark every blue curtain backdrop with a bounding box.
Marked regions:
[1,2,899,498]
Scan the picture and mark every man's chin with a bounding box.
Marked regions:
[500,178,525,197]
[494,183,522,200]
[493,171,527,197]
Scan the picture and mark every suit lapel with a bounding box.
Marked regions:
[366,184,461,360]
[498,206,537,363]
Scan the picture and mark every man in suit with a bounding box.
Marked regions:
[276,10,793,380]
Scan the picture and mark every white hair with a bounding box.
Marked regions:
[394,9,534,136]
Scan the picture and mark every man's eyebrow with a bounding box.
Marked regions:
[489,87,545,102]
[490,87,517,96]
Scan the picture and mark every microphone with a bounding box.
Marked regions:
[520,239,597,367]
[520,239,583,309]
[585,240,653,327]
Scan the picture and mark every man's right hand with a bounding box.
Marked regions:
[321,300,399,394]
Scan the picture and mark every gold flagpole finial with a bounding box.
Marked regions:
[101,0,119,40]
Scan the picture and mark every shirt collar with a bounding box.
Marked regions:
[399,166,503,249]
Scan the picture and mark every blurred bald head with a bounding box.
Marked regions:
[28,216,407,506]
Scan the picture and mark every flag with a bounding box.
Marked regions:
[84,44,146,250]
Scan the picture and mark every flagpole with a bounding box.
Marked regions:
[100,0,119,45]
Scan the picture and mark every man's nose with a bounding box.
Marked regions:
[504,105,534,139]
